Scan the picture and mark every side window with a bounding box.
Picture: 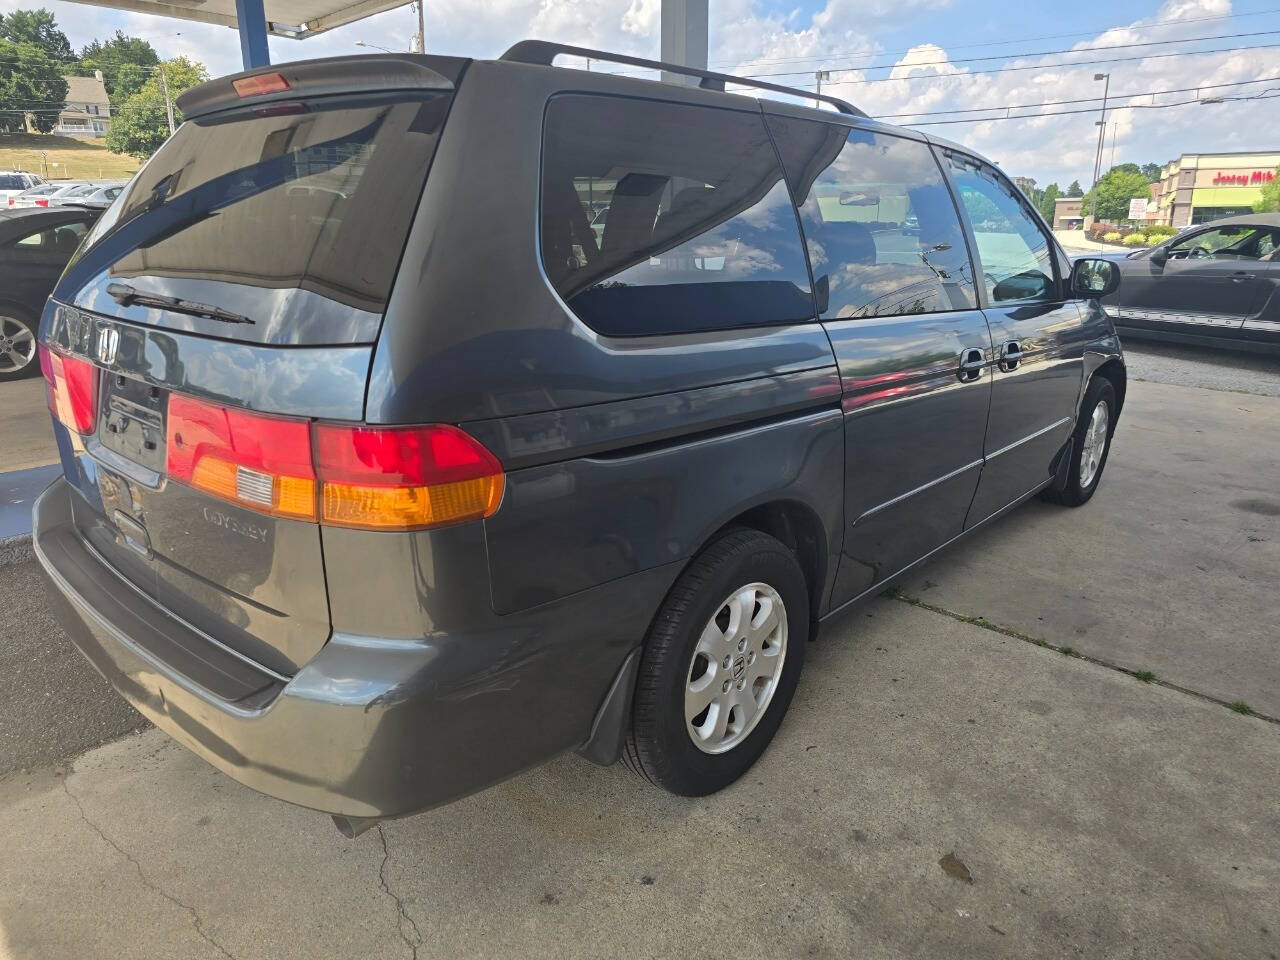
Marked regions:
[1169,226,1272,261]
[767,116,976,320]
[10,221,87,257]
[945,154,1056,304]
[540,95,813,337]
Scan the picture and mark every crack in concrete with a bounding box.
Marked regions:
[376,823,423,960]
[60,777,237,960]
[885,589,1279,726]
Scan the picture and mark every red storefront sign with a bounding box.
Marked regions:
[1212,170,1276,186]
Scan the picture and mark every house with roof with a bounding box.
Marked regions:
[53,72,112,138]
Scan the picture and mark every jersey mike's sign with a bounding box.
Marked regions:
[1212,170,1276,186]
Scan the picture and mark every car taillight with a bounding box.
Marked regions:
[233,72,291,97]
[34,198,48,207]
[166,394,317,520]
[39,344,99,435]
[314,424,505,530]
[163,395,505,530]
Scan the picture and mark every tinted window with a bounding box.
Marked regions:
[66,93,451,346]
[768,117,976,320]
[541,95,814,337]
[0,175,27,189]
[945,154,1055,304]
[8,220,88,257]
[1168,225,1280,261]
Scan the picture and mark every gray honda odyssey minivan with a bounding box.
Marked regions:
[34,42,1125,836]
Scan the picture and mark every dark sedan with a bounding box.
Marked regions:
[0,206,100,380]
[1096,213,1280,354]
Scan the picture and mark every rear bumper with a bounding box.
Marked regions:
[34,477,675,818]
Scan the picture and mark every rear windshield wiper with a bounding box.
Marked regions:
[106,282,255,326]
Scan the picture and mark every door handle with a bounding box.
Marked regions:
[957,347,986,383]
[998,340,1022,372]
[1231,271,1250,282]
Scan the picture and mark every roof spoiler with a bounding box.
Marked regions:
[501,40,866,118]
[178,54,468,120]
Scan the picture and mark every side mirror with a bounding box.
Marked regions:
[1148,245,1169,266]
[1071,258,1120,298]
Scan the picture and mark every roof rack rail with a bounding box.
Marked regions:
[501,40,866,118]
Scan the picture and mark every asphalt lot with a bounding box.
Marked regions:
[1,342,1278,959]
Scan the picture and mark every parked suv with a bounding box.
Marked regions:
[34,44,1125,836]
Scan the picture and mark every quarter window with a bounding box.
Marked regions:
[767,116,976,320]
[945,155,1056,304]
[540,95,814,337]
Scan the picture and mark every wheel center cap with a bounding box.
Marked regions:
[731,655,746,681]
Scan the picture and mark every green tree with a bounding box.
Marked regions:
[1037,182,1060,224]
[105,56,207,159]
[0,37,68,132]
[78,31,159,102]
[1256,167,1280,213]
[0,8,71,59]
[1083,166,1152,222]
[1066,180,1083,197]
[1140,162,1162,183]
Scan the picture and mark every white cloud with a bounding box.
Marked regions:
[2,0,1275,189]
[821,0,1280,188]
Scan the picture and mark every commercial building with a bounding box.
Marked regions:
[1153,151,1279,227]
[1052,196,1085,230]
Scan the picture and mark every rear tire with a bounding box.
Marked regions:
[1042,377,1116,507]
[624,529,808,796]
[0,308,39,382]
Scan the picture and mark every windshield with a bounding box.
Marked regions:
[58,91,452,346]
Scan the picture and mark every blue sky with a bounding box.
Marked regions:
[4,0,1280,187]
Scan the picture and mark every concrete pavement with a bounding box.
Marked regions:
[0,378,57,475]
[2,347,1279,959]
[898,377,1280,720]
[1,598,1277,960]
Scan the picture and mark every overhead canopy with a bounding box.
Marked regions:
[62,0,408,40]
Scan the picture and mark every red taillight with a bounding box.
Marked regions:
[233,72,291,98]
[162,395,505,530]
[35,198,48,207]
[166,394,317,520]
[39,344,99,435]
[314,424,505,530]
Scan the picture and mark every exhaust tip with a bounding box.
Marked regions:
[332,814,380,839]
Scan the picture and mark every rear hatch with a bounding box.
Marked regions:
[42,56,464,678]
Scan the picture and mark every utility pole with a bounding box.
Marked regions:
[413,0,424,53]
[1091,72,1110,187]
[158,63,176,136]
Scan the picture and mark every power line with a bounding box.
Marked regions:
[702,4,1280,70]
[740,29,1280,80]
[731,41,1280,89]
[902,90,1280,125]
[871,75,1280,120]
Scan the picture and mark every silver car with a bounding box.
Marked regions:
[61,182,128,210]
[7,183,63,209]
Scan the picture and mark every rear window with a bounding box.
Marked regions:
[1,174,28,190]
[63,92,451,346]
[540,95,814,337]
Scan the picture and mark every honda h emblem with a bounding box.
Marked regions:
[96,326,119,365]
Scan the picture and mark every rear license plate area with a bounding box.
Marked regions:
[99,373,167,475]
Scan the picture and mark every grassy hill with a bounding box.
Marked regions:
[0,133,139,182]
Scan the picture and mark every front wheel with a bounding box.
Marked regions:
[1042,377,1116,507]
[623,529,808,796]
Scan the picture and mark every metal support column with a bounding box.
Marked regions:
[660,0,707,84]
[235,0,271,69]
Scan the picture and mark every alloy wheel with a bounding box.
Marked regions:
[0,316,36,375]
[685,582,788,754]
[1079,399,1110,490]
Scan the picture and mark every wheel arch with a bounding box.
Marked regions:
[1091,356,1127,418]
